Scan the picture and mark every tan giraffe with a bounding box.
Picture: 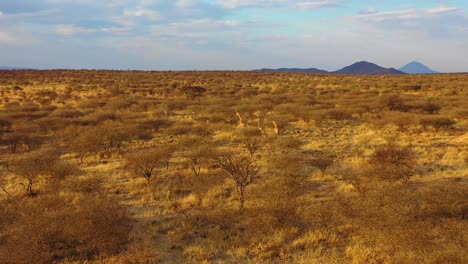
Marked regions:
[255,112,265,136]
[236,112,246,128]
[273,121,280,136]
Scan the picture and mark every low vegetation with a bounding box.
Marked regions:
[0,70,467,263]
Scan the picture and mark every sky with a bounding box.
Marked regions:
[0,0,467,72]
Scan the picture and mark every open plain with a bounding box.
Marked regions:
[0,70,467,263]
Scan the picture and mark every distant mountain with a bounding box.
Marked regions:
[334,61,405,75]
[399,61,438,74]
[253,68,328,74]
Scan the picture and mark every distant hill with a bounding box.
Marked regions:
[334,61,405,75]
[399,61,438,74]
[253,61,407,75]
[253,68,328,74]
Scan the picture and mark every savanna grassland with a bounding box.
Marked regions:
[0,70,467,264]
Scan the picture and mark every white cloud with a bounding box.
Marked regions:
[359,7,378,15]
[350,5,468,39]
[353,5,464,23]
[0,9,59,21]
[427,6,459,15]
[151,18,245,38]
[175,0,196,8]
[354,9,419,22]
[218,0,264,9]
[296,0,339,10]
[217,0,340,9]
[0,31,22,45]
[101,26,131,34]
[55,24,96,35]
[0,31,38,46]
[122,8,160,20]
[55,24,133,36]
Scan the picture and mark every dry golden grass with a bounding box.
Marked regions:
[0,70,467,263]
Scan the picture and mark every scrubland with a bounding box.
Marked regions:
[0,70,467,263]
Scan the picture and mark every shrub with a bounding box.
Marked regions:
[345,143,417,193]
[368,143,416,183]
[420,102,441,114]
[381,94,409,112]
[0,194,131,263]
[323,109,353,121]
[420,116,455,131]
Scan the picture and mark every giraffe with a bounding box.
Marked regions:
[236,112,246,128]
[273,121,280,136]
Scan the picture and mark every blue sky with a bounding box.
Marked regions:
[1,0,467,72]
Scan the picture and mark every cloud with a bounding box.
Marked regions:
[349,5,468,40]
[217,0,341,9]
[427,6,459,15]
[0,8,59,21]
[358,7,378,15]
[149,18,257,44]
[353,5,463,23]
[217,0,267,9]
[353,9,419,22]
[175,0,197,8]
[296,0,340,10]
[0,31,23,45]
[122,7,160,20]
[153,19,243,33]
[0,30,38,45]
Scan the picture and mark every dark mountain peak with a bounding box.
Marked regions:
[352,61,377,66]
[399,61,438,74]
[334,61,405,75]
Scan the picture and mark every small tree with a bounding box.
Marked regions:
[49,160,78,181]
[95,121,136,156]
[263,135,277,157]
[10,149,60,196]
[183,141,214,178]
[215,151,259,210]
[159,144,176,170]
[69,127,102,164]
[236,127,263,157]
[0,162,11,198]
[125,147,170,185]
[276,136,303,154]
[1,133,23,153]
[0,119,11,139]
[309,154,335,177]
